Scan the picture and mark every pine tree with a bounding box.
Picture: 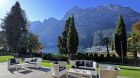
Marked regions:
[115,15,127,57]
[1,1,29,53]
[61,17,71,54]
[57,17,71,54]
[57,35,63,54]
[67,16,79,56]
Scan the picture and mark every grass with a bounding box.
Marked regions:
[0,56,14,63]
[118,66,140,78]
[41,60,52,68]
[41,60,71,70]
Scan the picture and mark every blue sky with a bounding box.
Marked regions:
[0,0,140,22]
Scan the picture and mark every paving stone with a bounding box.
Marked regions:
[0,63,126,78]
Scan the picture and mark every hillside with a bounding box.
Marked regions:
[30,4,140,52]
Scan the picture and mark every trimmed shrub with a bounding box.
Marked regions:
[53,54,68,61]
[88,53,94,60]
[77,53,87,60]
[99,54,105,62]
[42,53,68,61]
[93,53,99,61]
[110,54,117,63]
[105,53,111,62]
[42,53,53,60]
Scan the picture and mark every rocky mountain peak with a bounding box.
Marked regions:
[30,4,140,51]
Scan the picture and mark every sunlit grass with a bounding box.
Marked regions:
[0,56,14,63]
[118,66,140,78]
[41,60,71,70]
[41,60,52,68]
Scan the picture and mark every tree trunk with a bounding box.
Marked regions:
[15,45,19,57]
[29,47,33,57]
[134,51,138,59]
[106,45,109,53]
[133,41,138,65]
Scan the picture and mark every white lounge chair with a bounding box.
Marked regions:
[99,65,120,78]
[70,60,97,76]
[24,58,33,63]
[24,57,42,68]
[70,60,76,68]
[8,58,20,70]
[52,61,67,78]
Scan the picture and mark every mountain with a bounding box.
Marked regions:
[30,18,65,49]
[30,4,140,52]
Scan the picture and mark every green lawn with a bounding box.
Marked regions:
[0,56,140,78]
[118,66,140,78]
[41,61,70,70]
[0,56,14,63]
[41,60,52,68]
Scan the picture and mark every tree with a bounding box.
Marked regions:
[132,20,140,36]
[1,1,29,53]
[57,17,71,54]
[67,16,79,56]
[132,20,140,51]
[57,35,63,54]
[128,33,138,61]
[111,42,115,51]
[128,20,140,63]
[103,37,110,53]
[0,31,7,46]
[27,33,41,56]
[115,15,127,57]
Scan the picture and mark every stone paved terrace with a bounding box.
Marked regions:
[0,63,126,78]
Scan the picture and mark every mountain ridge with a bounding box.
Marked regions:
[30,4,140,52]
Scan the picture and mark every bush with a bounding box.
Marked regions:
[123,57,135,65]
[53,54,68,61]
[77,53,87,60]
[42,53,53,60]
[105,53,111,62]
[110,54,117,63]
[99,54,105,62]
[93,53,99,61]
[42,53,68,61]
[86,53,89,56]
[88,53,94,60]
[77,52,140,65]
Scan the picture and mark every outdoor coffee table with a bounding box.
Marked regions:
[67,68,92,78]
[16,63,30,72]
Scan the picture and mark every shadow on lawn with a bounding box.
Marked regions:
[120,67,140,71]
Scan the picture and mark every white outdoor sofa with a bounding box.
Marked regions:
[24,57,42,68]
[99,65,120,78]
[70,60,97,76]
[8,58,20,70]
[52,61,67,78]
